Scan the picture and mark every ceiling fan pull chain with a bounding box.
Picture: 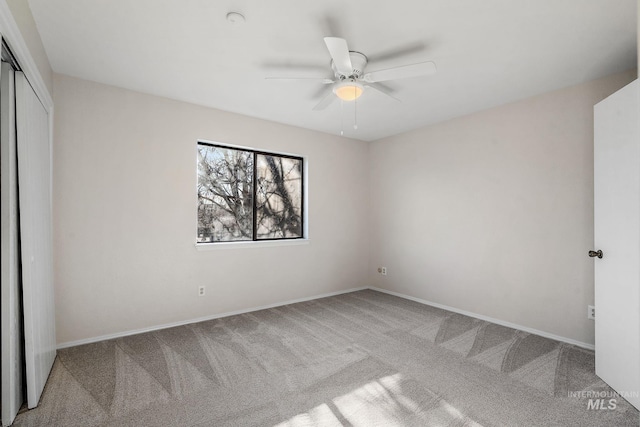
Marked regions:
[340,100,344,136]
[354,94,358,130]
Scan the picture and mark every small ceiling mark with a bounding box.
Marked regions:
[226,12,245,25]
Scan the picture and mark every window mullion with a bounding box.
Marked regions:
[252,151,257,241]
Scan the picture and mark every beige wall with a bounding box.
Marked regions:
[369,69,637,346]
[5,0,52,94]
[54,68,637,347]
[53,74,370,345]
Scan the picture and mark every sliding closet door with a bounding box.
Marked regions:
[1,63,23,425]
[15,71,55,409]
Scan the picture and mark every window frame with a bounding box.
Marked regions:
[196,141,305,245]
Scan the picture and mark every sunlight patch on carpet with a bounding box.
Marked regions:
[276,373,484,427]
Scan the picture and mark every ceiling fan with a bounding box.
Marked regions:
[267,37,437,111]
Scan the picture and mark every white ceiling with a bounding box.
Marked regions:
[28,0,637,141]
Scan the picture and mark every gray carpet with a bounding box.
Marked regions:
[12,290,639,426]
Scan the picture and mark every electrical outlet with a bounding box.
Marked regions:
[198,286,205,297]
[381,267,387,276]
[588,305,595,320]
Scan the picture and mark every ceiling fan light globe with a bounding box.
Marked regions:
[334,81,364,101]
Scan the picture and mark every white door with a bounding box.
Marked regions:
[593,79,639,410]
[1,62,23,425]
[15,71,56,409]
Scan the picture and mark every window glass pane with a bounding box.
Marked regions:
[197,145,253,242]
[255,154,303,239]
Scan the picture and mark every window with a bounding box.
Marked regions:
[197,142,304,243]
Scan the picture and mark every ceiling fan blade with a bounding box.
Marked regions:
[364,83,401,102]
[262,60,328,72]
[321,14,344,39]
[363,61,437,83]
[324,37,353,76]
[266,77,334,84]
[313,91,335,111]
[366,41,427,63]
[311,84,331,100]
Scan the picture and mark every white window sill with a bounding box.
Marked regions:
[195,239,310,251]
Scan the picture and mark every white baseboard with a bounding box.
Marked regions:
[56,287,368,349]
[57,285,595,351]
[369,287,595,350]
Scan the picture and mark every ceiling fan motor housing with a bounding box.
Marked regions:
[332,51,368,79]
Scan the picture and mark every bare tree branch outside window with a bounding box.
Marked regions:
[197,143,303,243]
[256,154,302,239]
